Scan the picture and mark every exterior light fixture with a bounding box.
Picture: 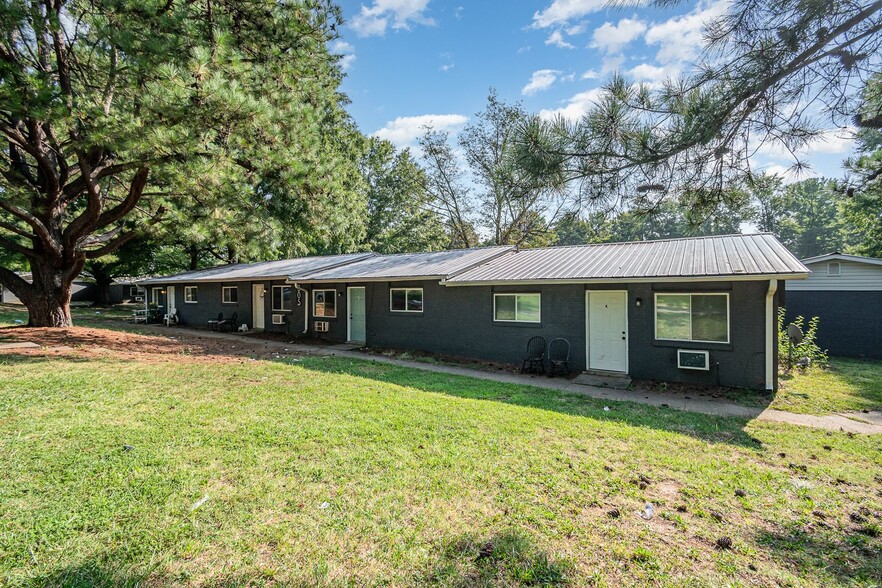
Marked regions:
[636,297,642,307]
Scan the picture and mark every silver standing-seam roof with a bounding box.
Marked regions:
[443,234,809,285]
[140,253,376,285]
[286,246,512,282]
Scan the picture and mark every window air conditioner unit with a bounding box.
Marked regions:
[134,296,144,302]
[272,314,285,325]
[314,321,330,332]
[677,349,710,371]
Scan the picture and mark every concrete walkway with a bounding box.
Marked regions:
[147,325,882,435]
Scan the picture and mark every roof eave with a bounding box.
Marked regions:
[441,272,811,287]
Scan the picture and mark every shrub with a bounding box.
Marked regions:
[778,308,828,368]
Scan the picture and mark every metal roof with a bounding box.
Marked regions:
[444,234,809,284]
[141,253,376,285]
[287,246,512,282]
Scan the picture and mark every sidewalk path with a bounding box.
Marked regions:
[147,325,882,435]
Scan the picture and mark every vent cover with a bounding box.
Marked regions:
[677,349,709,371]
[314,321,330,332]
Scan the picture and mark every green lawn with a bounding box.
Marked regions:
[776,359,882,415]
[1,344,880,587]
[0,304,144,333]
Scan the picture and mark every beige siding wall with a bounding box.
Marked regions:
[788,260,882,291]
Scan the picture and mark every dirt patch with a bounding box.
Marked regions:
[0,325,303,364]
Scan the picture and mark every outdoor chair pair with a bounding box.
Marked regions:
[521,336,570,377]
[208,312,238,332]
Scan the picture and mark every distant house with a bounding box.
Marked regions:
[0,273,96,305]
[142,234,809,391]
[786,253,882,359]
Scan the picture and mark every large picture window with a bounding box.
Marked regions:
[390,288,423,312]
[655,293,729,343]
[184,286,198,303]
[313,289,336,318]
[272,286,292,311]
[222,286,238,304]
[493,293,541,323]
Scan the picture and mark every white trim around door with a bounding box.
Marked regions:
[347,286,366,342]
[252,283,265,330]
[586,290,629,374]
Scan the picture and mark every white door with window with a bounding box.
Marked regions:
[252,284,265,330]
[587,291,628,373]
[348,287,366,342]
[167,286,176,315]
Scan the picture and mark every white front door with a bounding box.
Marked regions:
[167,286,176,315]
[348,287,366,342]
[252,284,265,330]
[587,290,628,373]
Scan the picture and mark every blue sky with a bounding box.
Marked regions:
[332,0,854,181]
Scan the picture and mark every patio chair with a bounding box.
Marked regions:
[218,312,238,332]
[207,312,223,331]
[521,336,547,374]
[163,308,179,326]
[547,338,571,377]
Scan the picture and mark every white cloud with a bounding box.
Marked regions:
[454,5,463,19]
[439,63,454,72]
[330,40,356,71]
[757,163,817,184]
[532,0,613,28]
[539,88,603,121]
[626,62,680,85]
[600,53,625,73]
[591,18,647,53]
[755,127,857,160]
[522,69,561,96]
[545,30,575,49]
[581,69,599,80]
[566,23,586,35]
[644,0,728,64]
[373,114,468,148]
[351,0,435,37]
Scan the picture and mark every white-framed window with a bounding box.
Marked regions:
[827,261,841,277]
[222,286,238,304]
[655,293,729,344]
[390,288,423,312]
[493,293,541,323]
[129,286,144,298]
[151,287,162,304]
[184,286,198,303]
[313,289,336,318]
[272,285,292,312]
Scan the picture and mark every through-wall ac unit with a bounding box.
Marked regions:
[314,321,330,332]
[134,296,144,302]
[677,349,710,371]
[272,314,285,325]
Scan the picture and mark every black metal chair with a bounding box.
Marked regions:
[207,312,223,331]
[521,336,547,374]
[218,312,238,332]
[547,338,571,377]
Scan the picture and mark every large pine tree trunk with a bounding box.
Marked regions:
[19,258,81,328]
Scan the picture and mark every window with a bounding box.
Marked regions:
[222,286,238,304]
[272,286,292,312]
[827,261,841,277]
[129,286,144,298]
[390,288,423,312]
[151,287,162,304]
[184,286,198,303]
[655,293,729,343]
[313,289,336,317]
[493,293,541,323]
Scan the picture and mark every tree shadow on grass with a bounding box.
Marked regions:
[756,522,882,585]
[294,357,766,448]
[417,530,572,587]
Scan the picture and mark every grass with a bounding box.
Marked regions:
[1,343,881,587]
[0,304,146,334]
[775,359,882,415]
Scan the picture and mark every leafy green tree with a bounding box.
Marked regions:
[419,129,477,248]
[772,179,847,258]
[359,138,447,254]
[518,0,882,209]
[0,0,357,326]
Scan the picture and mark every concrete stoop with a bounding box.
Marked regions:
[574,370,632,390]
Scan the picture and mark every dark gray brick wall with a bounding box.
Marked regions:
[785,290,882,359]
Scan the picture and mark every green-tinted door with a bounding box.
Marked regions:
[348,287,366,342]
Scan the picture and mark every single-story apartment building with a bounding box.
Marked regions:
[1,273,96,305]
[786,253,882,359]
[142,233,810,390]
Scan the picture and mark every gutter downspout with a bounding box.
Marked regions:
[291,282,309,334]
[765,279,778,391]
